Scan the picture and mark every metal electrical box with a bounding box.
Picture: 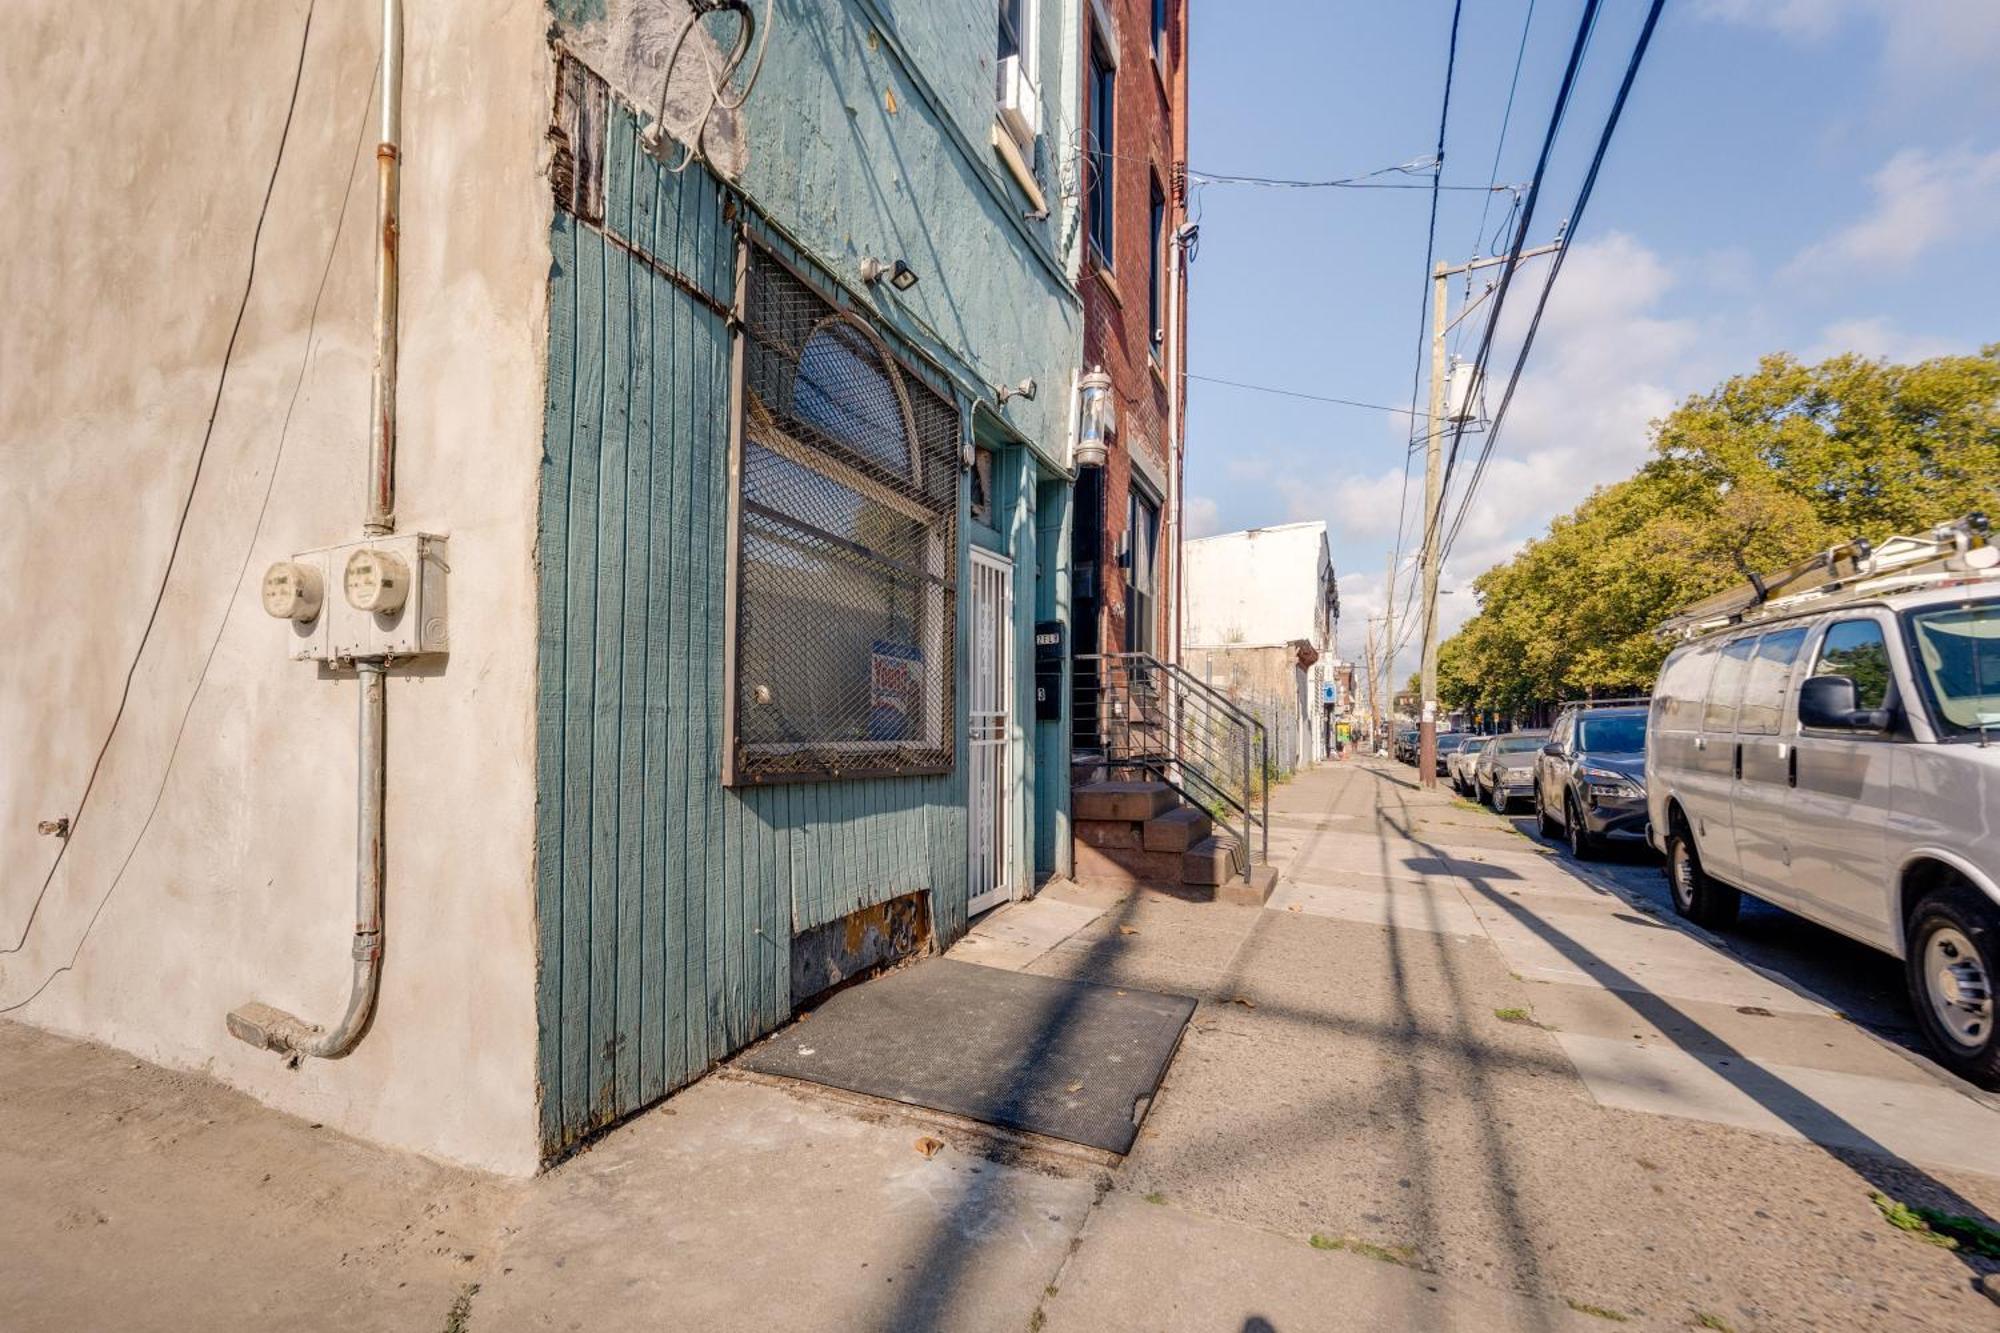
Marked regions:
[276,533,449,663]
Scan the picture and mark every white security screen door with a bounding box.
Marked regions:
[968,549,1015,915]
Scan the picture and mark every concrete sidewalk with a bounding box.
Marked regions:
[7,758,2000,1330]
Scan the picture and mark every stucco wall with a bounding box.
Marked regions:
[0,1,551,1174]
[1183,522,1333,651]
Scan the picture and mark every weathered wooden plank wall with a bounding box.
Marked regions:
[535,85,969,1159]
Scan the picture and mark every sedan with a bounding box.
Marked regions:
[1473,730,1551,813]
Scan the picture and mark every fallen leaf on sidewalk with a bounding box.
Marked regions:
[1286,903,1301,913]
[1231,996,1257,1010]
[1066,1081,1083,1094]
[1118,926,1139,936]
[914,1136,944,1159]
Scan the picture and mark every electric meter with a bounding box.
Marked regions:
[344,548,411,614]
[261,561,324,622]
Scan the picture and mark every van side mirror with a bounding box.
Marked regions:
[1542,743,1563,757]
[1798,675,1892,731]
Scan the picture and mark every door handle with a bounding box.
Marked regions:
[1733,743,1743,780]
[1788,747,1798,789]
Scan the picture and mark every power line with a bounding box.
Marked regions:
[2,4,321,972]
[1387,0,1465,668]
[1187,373,1421,417]
[1455,0,1537,360]
[1423,0,1604,564]
[1437,0,1669,572]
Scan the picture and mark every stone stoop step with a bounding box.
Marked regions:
[1073,780,1177,823]
[1071,781,1279,907]
[1142,805,1212,853]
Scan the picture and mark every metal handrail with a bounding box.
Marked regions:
[1072,651,1267,882]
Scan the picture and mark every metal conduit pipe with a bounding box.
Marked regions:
[227,0,402,1063]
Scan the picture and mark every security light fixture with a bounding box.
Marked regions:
[861,256,919,291]
[996,377,1037,405]
[1074,366,1114,468]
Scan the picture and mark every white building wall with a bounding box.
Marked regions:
[1182,521,1332,650]
[1181,522,1336,767]
[0,0,551,1174]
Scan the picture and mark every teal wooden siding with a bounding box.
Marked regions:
[535,88,969,1159]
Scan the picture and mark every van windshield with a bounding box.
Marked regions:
[1578,714,1646,753]
[1906,602,2000,739]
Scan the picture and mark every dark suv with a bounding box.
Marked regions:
[1534,702,1650,859]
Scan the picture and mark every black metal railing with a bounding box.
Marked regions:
[1072,653,1269,882]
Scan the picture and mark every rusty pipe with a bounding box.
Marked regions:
[227,0,402,1064]
[364,0,401,536]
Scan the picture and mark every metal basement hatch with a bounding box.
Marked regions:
[738,958,1195,1154]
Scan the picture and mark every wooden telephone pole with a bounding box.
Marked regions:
[1416,242,1561,788]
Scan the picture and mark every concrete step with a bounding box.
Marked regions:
[1075,818,1143,851]
[1143,805,1212,854]
[1073,781,1176,823]
[1073,839,1190,887]
[1181,835,1239,887]
[1218,864,1280,908]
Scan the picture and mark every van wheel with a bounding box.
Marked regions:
[1907,884,2000,1088]
[1666,827,1738,928]
[1566,796,1597,861]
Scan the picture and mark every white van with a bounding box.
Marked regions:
[1646,520,2000,1084]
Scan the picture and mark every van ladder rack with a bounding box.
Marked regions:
[1657,513,1995,641]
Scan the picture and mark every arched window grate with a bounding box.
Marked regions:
[727,245,961,783]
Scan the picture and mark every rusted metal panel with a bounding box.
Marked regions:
[790,891,933,1008]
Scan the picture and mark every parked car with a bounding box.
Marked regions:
[1646,518,2000,1083]
[1394,728,1419,764]
[1534,702,1650,859]
[1473,730,1550,813]
[1430,732,1467,777]
[1447,736,1489,794]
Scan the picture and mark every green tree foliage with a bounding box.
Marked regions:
[1436,346,2000,713]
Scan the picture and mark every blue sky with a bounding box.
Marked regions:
[1184,0,2000,683]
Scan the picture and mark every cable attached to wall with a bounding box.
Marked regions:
[640,0,775,173]
[2,2,321,999]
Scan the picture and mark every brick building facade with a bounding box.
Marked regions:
[1073,0,1190,667]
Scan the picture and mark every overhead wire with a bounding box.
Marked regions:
[1417,0,1603,579]
[1384,0,1465,688]
[1435,0,1668,574]
[1186,373,1421,417]
[1453,0,1538,361]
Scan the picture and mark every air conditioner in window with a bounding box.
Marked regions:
[996,54,1041,149]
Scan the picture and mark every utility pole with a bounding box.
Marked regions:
[1381,549,1397,752]
[1363,616,1382,753]
[1416,241,1562,789]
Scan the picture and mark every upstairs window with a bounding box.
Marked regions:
[1152,0,1169,65]
[1125,489,1159,654]
[996,0,1041,149]
[1087,31,1116,265]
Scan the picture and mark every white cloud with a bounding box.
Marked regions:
[1789,146,2000,273]
[1299,234,1713,688]
[1805,316,1961,364]
[1184,495,1220,539]
[1697,0,2000,94]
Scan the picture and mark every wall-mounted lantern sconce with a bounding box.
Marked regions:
[996,377,1037,405]
[1074,366,1114,468]
[860,256,919,291]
